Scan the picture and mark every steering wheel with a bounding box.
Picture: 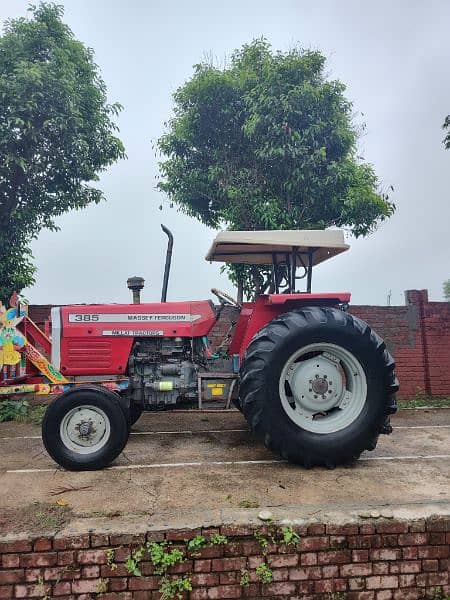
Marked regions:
[211,288,242,308]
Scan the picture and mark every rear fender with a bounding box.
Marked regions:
[230,293,351,359]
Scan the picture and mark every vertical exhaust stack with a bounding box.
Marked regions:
[161,224,173,303]
[127,276,145,304]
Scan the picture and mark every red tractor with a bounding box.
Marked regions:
[3,226,398,470]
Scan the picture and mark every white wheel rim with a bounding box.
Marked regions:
[60,405,111,454]
[279,343,367,434]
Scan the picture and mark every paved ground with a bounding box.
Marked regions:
[0,408,449,532]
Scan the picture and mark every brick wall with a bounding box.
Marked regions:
[0,516,448,598]
[28,290,450,400]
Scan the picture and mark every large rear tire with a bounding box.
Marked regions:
[239,307,398,468]
[42,385,129,471]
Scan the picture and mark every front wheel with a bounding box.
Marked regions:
[42,386,129,471]
[239,307,398,468]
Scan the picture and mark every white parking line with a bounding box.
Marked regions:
[6,453,450,474]
[0,424,449,442]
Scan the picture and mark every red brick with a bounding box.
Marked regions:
[77,549,107,564]
[422,558,439,571]
[353,549,370,562]
[314,578,334,593]
[326,523,359,535]
[398,574,416,587]
[52,581,72,596]
[376,591,393,600]
[81,565,100,578]
[268,553,298,567]
[298,536,329,551]
[0,586,13,599]
[20,552,57,568]
[318,549,351,564]
[349,535,382,549]
[306,523,326,535]
[191,573,220,586]
[375,522,409,534]
[57,550,75,565]
[397,533,427,546]
[341,563,372,577]
[211,557,246,571]
[0,540,32,553]
[366,575,399,589]
[166,528,201,541]
[194,559,211,572]
[109,533,146,545]
[300,552,317,566]
[54,535,89,550]
[417,545,449,559]
[370,549,400,561]
[322,565,339,578]
[0,570,24,585]
[219,571,238,584]
[72,578,103,593]
[348,577,365,591]
[426,517,450,532]
[33,538,52,552]
[14,583,45,598]
[25,569,41,582]
[206,584,241,598]
[219,525,254,537]
[1,554,19,568]
[289,566,321,580]
[265,581,296,595]
[90,534,109,547]
[43,567,80,581]
[402,546,418,560]
[360,524,376,535]
[429,531,447,544]
[109,577,128,591]
[128,576,160,590]
[373,562,389,575]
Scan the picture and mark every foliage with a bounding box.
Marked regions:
[147,541,184,575]
[399,395,450,409]
[240,569,250,587]
[0,2,125,299]
[158,38,395,298]
[443,279,450,301]
[95,578,109,594]
[254,530,269,551]
[209,533,228,545]
[238,499,259,508]
[281,526,300,546]
[159,576,192,600]
[443,116,450,150]
[0,399,28,422]
[255,562,273,583]
[186,534,207,550]
[0,399,47,423]
[125,547,145,577]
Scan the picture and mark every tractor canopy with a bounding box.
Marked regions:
[206,229,349,295]
[205,229,349,266]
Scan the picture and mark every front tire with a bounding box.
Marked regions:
[42,386,129,471]
[239,307,398,468]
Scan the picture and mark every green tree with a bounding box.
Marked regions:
[158,39,395,299]
[444,279,450,301]
[0,3,125,300]
[443,116,450,149]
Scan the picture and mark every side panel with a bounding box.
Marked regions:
[233,293,351,359]
[59,301,216,376]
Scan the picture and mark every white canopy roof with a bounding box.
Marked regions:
[206,229,349,266]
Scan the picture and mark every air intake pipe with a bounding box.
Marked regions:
[161,224,173,302]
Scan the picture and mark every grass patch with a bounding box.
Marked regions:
[0,399,47,424]
[399,396,450,409]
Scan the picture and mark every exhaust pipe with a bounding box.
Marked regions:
[161,224,173,302]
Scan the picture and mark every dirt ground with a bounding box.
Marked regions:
[0,408,449,534]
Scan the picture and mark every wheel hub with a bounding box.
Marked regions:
[279,343,368,434]
[60,405,110,454]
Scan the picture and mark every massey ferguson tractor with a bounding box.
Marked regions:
[0,226,398,470]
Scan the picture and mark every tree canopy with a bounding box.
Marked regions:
[158,39,395,298]
[0,2,125,300]
[443,116,450,150]
[444,279,450,301]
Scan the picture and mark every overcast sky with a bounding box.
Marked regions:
[1,0,449,307]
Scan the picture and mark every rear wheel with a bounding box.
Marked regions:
[42,386,129,471]
[239,307,398,468]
